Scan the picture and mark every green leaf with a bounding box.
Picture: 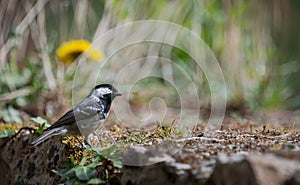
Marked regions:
[63,167,77,178]
[13,178,25,185]
[92,153,103,162]
[0,130,15,138]
[87,178,105,184]
[53,167,77,179]
[36,123,45,135]
[112,160,123,169]
[65,178,77,185]
[70,155,75,166]
[52,168,69,178]
[31,117,50,134]
[74,166,97,181]
[30,117,50,127]
[86,161,101,168]
[0,106,22,123]
[79,156,88,166]
[96,145,117,157]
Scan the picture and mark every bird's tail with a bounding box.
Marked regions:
[29,127,68,147]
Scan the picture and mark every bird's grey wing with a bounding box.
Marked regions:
[45,97,104,131]
[44,109,76,131]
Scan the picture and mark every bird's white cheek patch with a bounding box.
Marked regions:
[97,88,112,95]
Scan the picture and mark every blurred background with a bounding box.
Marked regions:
[1,0,300,125]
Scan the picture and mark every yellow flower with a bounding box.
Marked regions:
[56,40,102,63]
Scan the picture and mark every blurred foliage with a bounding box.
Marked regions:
[1,0,300,123]
[0,105,22,123]
[53,151,121,185]
[277,0,300,109]
[0,129,15,139]
[0,0,105,122]
[13,178,25,185]
[52,155,105,185]
[102,0,300,111]
[30,116,50,134]
[0,57,44,102]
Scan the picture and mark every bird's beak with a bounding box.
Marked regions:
[115,92,122,96]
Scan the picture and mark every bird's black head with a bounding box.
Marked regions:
[92,84,121,99]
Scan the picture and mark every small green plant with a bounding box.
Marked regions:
[53,149,122,185]
[13,178,25,185]
[30,116,50,134]
[0,129,15,139]
[152,121,185,139]
[53,155,105,185]
[92,146,124,171]
[0,105,22,124]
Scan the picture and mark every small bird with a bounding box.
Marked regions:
[30,84,121,147]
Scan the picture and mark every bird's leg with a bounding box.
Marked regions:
[84,136,92,148]
[74,136,91,149]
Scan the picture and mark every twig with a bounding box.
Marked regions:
[37,5,56,90]
[0,87,35,102]
[0,0,50,68]
[93,1,112,39]
[175,136,226,143]
[0,126,36,148]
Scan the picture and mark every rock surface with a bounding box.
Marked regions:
[121,145,300,185]
[0,130,65,185]
[206,153,300,185]
[0,124,299,185]
[121,145,196,185]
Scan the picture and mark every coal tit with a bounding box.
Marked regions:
[30,84,121,146]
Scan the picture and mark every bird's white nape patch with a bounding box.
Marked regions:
[96,87,112,95]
